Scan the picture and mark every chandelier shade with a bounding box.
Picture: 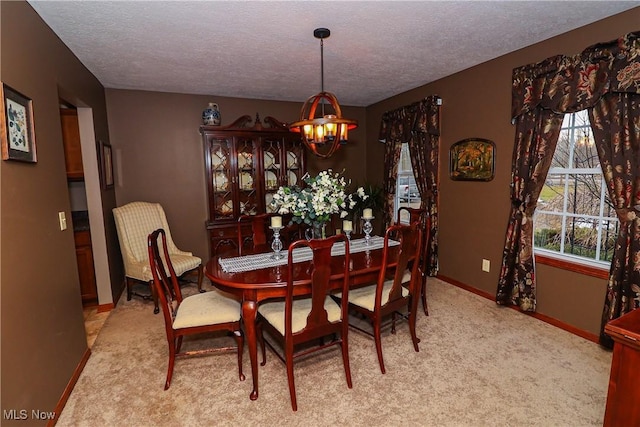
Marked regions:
[289,28,358,159]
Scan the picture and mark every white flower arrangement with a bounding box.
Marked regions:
[270,169,368,226]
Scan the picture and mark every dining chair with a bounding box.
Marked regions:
[340,222,422,374]
[257,234,352,411]
[237,213,274,255]
[148,228,245,390]
[113,201,203,313]
[397,206,430,316]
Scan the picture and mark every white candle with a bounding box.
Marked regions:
[271,216,282,228]
[362,208,373,219]
[343,220,352,231]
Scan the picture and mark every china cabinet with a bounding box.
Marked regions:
[200,114,306,257]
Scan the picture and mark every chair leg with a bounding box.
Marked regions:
[233,330,245,381]
[197,264,204,293]
[149,280,159,314]
[285,341,297,411]
[409,295,420,352]
[421,276,429,316]
[391,312,397,334]
[373,317,386,374]
[341,326,353,389]
[257,323,267,367]
[165,338,177,390]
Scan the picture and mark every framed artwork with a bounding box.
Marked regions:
[99,140,114,189]
[449,138,495,181]
[1,83,37,163]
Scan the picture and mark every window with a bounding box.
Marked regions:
[533,110,618,268]
[395,143,421,223]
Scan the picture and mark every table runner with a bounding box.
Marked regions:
[219,236,399,273]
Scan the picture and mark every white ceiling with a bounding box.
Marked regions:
[28,1,639,107]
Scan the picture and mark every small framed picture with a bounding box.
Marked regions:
[449,138,495,181]
[99,140,114,189]
[1,83,37,163]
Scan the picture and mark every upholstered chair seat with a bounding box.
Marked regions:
[258,296,341,335]
[173,290,242,330]
[341,272,410,312]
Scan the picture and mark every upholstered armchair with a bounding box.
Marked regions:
[113,201,203,313]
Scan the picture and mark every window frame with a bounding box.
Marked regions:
[394,143,421,223]
[533,110,616,275]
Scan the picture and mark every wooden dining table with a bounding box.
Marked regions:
[205,237,401,401]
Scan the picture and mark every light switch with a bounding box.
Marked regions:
[58,211,67,230]
[482,259,490,272]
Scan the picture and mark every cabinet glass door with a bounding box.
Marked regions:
[237,138,258,216]
[210,138,234,219]
[262,139,282,213]
[285,142,304,187]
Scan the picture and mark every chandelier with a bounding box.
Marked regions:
[289,28,358,159]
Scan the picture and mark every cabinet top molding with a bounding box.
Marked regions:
[200,114,292,134]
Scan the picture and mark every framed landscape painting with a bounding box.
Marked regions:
[449,138,495,181]
[1,83,37,163]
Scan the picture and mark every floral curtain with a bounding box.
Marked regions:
[590,93,640,347]
[498,31,640,346]
[379,96,441,275]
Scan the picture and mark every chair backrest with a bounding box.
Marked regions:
[397,206,426,227]
[113,201,179,264]
[285,234,350,341]
[396,206,430,276]
[148,228,183,330]
[377,222,422,306]
[237,213,274,255]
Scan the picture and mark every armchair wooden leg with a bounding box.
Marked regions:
[197,264,204,293]
[126,277,134,301]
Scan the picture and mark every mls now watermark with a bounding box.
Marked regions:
[3,409,56,421]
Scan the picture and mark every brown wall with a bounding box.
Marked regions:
[2,1,638,420]
[105,90,367,260]
[365,8,640,336]
[0,2,117,423]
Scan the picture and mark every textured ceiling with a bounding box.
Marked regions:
[28,1,639,107]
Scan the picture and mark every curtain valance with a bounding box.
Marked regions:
[511,31,640,119]
[378,96,441,143]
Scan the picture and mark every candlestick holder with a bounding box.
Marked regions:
[269,226,284,259]
[361,216,374,245]
[344,229,352,242]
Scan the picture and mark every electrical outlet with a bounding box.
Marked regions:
[58,211,67,231]
[482,259,490,272]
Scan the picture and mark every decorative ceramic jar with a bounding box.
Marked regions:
[202,102,221,126]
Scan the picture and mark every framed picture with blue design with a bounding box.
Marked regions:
[1,83,37,163]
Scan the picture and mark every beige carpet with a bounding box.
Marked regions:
[57,278,612,426]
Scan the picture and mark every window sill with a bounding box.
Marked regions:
[534,252,609,279]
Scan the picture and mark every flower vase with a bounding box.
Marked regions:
[305,222,326,240]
